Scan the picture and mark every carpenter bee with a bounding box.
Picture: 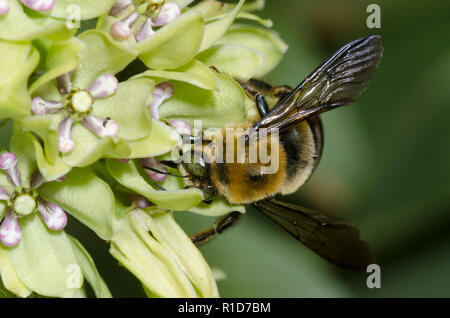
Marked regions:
[173,35,382,270]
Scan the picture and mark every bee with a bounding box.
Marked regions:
[174,35,383,270]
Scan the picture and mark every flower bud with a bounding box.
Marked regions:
[0,152,21,187]
[0,0,9,15]
[37,200,68,231]
[149,82,174,120]
[111,12,139,40]
[0,211,22,247]
[58,117,75,154]
[88,74,119,100]
[21,0,55,12]
[82,115,120,138]
[109,0,133,16]
[135,18,155,43]
[170,120,192,135]
[152,2,181,27]
[32,97,63,115]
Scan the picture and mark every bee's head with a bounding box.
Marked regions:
[208,132,287,204]
[181,150,217,202]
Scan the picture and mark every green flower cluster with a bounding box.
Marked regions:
[0,0,286,297]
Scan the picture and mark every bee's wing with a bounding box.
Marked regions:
[253,35,383,131]
[252,198,374,271]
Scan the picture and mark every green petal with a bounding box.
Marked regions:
[10,214,83,298]
[0,41,39,119]
[73,30,137,89]
[126,120,180,158]
[216,25,288,78]
[198,0,245,52]
[10,125,38,188]
[12,125,70,181]
[134,60,217,90]
[0,1,73,41]
[0,247,32,298]
[106,159,203,211]
[62,123,131,167]
[137,10,204,69]
[45,0,116,20]
[197,44,264,81]
[141,212,219,297]
[92,78,153,141]
[110,211,198,297]
[172,0,195,8]
[69,236,112,298]
[235,11,273,28]
[38,168,115,240]
[30,37,86,94]
[188,197,245,217]
[159,72,247,128]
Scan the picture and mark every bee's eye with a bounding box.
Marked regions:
[182,151,208,177]
[246,173,262,183]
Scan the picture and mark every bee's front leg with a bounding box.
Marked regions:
[256,93,269,117]
[190,212,241,247]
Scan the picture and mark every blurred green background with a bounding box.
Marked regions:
[2,0,449,297]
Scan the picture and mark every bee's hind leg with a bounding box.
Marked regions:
[190,212,241,247]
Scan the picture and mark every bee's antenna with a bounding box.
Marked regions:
[142,166,190,178]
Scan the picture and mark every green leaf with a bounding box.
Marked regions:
[0,247,32,298]
[39,168,115,240]
[126,120,181,158]
[0,1,73,41]
[137,10,204,69]
[199,0,245,52]
[73,30,137,89]
[141,212,219,297]
[197,44,264,81]
[188,197,245,217]
[92,78,154,141]
[10,214,83,298]
[106,159,203,211]
[159,72,247,128]
[69,236,112,298]
[216,25,287,78]
[61,123,131,167]
[110,211,198,297]
[30,37,86,94]
[0,41,39,119]
[10,126,38,188]
[135,60,218,90]
[45,0,116,20]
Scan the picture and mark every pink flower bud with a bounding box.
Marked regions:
[83,115,119,138]
[149,82,174,120]
[0,0,10,15]
[170,120,192,135]
[135,18,155,43]
[140,157,167,182]
[31,97,63,115]
[37,200,67,231]
[56,72,73,95]
[0,211,22,247]
[152,2,181,27]
[109,0,132,16]
[0,186,10,201]
[88,74,119,99]
[21,0,55,12]
[0,152,21,187]
[111,12,138,40]
[58,117,75,154]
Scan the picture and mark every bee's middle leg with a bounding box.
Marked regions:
[190,212,241,247]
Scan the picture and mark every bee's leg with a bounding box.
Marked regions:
[190,212,241,247]
[256,93,269,117]
[270,85,292,99]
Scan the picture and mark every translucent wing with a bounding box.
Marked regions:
[253,35,383,131]
[252,198,374,271]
